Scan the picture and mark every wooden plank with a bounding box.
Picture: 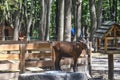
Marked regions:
[105,38,107,51]
[116,26,120,31]
[0,54,19,60]
[25,60,54,68]
[0,72,19,80]
[19,44,26,73]
[0,53,52,60]
[0,70,19,73]
[0,62,19,71]
[96,29,107,33]
[0,44,19,51]
[26,67,44,72]
[107,50,120,54]
[26,43,51,51]
[99,26,110,29]
[104,26,114,38]
[105,37,120,39]
[0,41,52,51]
[0,41,27,44]
[26,53,52,59]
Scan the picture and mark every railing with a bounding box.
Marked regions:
[0,41,54,73]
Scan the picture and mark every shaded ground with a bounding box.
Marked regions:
[91,52,120,80]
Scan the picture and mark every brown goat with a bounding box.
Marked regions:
[52,41,87,72]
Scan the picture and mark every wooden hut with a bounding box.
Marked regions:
[0,25,14,40]
[94,21,120,51]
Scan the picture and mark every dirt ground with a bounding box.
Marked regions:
[91,52,120,80]
[0,52,120,80]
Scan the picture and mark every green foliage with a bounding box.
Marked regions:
[0,0,120,40]
[82,0,90,26]
[50,0,56,40]
[32,29,39,39]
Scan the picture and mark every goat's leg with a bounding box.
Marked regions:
[73,58,78,72]
[55,55,61,70]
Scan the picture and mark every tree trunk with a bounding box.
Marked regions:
[27,0,33,41]
[13,11,21,41]
[39,0,45,41]
[2,21,5,41]
[76,0,82,40]
[57,0,64,41]
[45,0,52,41]
[72,0,82,41]
[112,0,117,21]
[97,0,102,28]
[55,0,59,40]
[72,0,76,41]
[64,0,72,41]
[13,0,22,41]
[89,0,97,41]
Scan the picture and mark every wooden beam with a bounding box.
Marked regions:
[26,43,51,51]
[105,38,108,51]
[87,42,92,76]
[0,54,19,60]
[114,27,117,47]
[105,37,120,39]
[108,53,114,80]
[19,44,26,74]
[0,44,19,51]
[0,53,52,60]
[25,60,54,68]
[104,26,114,38]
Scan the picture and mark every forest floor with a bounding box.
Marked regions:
[0,52,120,80]
[91,52,120,80]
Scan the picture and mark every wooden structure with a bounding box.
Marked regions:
[0,41,54,74]
[0,25,14,40]
[0,41,91,79]
[94,21,120,80]
[94,21,120,51]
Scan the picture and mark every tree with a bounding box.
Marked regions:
[64,0,72,41]
[96,0,103,28]
[39,0,45,41]
[26,0,33,41]
[1,0,120,41]
[45,0,52,41]
[75,0,82,40]
[13,0,22,41]
[89,0,97,41]
[57,0,64,41]
[39,0,52,41]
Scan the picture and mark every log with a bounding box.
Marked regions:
[18,71,88,80]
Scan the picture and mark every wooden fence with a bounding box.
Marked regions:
[0,41,54,73]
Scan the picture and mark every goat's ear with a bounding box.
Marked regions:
[79,38,86,43]
[49,41,56,46]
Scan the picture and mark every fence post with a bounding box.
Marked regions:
[19,43,26,73]
[88,42,92,76]
[108,53,114,80]
[51,46,55,69]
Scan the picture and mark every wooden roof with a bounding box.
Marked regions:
[94,21,120,38]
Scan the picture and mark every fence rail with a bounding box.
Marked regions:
[0,41,54,73]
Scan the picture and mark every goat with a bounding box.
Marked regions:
[52,41,87,72]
